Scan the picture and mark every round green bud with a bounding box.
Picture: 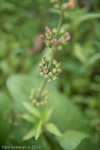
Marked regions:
[54,4,59,9]
[46,58,50,63]
[44,70,48,74]
[53,68,57,73]
[48,78,53,83]
[48,72,53,77]
[58,45,62,50]
[53,60,57,65]
[53,76,57,80]
[60,29,65,35]
[56,63,61,68]
[44,74,48,79]
[40,72,44,76]
[42,61,46,65]
[36,102,40,107]
[52,28,57,34]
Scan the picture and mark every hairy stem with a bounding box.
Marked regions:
[37,9,63,101]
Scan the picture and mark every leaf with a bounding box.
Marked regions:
[89,53,100,64]
[11,49,23,55]
[74,44,86,63]
[46,123,62,136]
[42,109,53,122]
[23,128,35,141]
[23,102,41,118]
[35,120,42,140]
[0,91,12,145]
[7,73,90,133]
[75,13,100,26]
[21,114,35,123]
[57,130,89,150]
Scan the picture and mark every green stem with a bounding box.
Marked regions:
[37,9,63,101]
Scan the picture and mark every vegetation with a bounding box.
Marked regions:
[0,0,100,149]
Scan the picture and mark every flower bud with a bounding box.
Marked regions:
[64,32,69,37]
[48,78,53,82]
[58,38,62,43]
[54,4,59,9]
[58,45,62,50]
[53,60,57,65]
[40,34,45,40]
[61,3,67,10]
[44,70,48,74]
[49,72,53,77]
[53,68,57,73]
[32,99,37,103]
[56,63,61,68]
[44,74,48,79]
[40,72,44,76]
[53,76,57,80]
[44,66,47,70]
[39,63,43,69]
[45,40,51,46]
[36,102,40,107]
[60,29,64,35]
[57,69,61,73]
[66,35,71,41]
[43,56,46,61]
[44,100,48,104]
[52,28,57,34]
[52,38,58,47]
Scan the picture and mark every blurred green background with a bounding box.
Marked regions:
[0,0,100,149]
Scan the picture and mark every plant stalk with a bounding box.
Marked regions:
[37,9,63,101]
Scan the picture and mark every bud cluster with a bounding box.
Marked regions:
[39,56,62,82]
[40,27,71,51]
[50,0,75,10]
[30,88,49,106]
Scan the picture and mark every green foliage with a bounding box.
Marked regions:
[0,91,12,145]
[57,130,89,150]
[0,0,100,149]
[46,123,62,136]
[23,102,41,118]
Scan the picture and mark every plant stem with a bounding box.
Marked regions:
[37,9,63,101]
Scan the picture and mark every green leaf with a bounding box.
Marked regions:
[23,128,35,141]
[46,123,62,136]
[74,44,86,63]
[11,49,23,55]
[21,114,35,123]
[0,91,12,145]
[7,73,89,133]
[42,109,53,122]
[57,130,89,150]
[23,102,41,118]
[35,120,42,140]
[75,13,100,26]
